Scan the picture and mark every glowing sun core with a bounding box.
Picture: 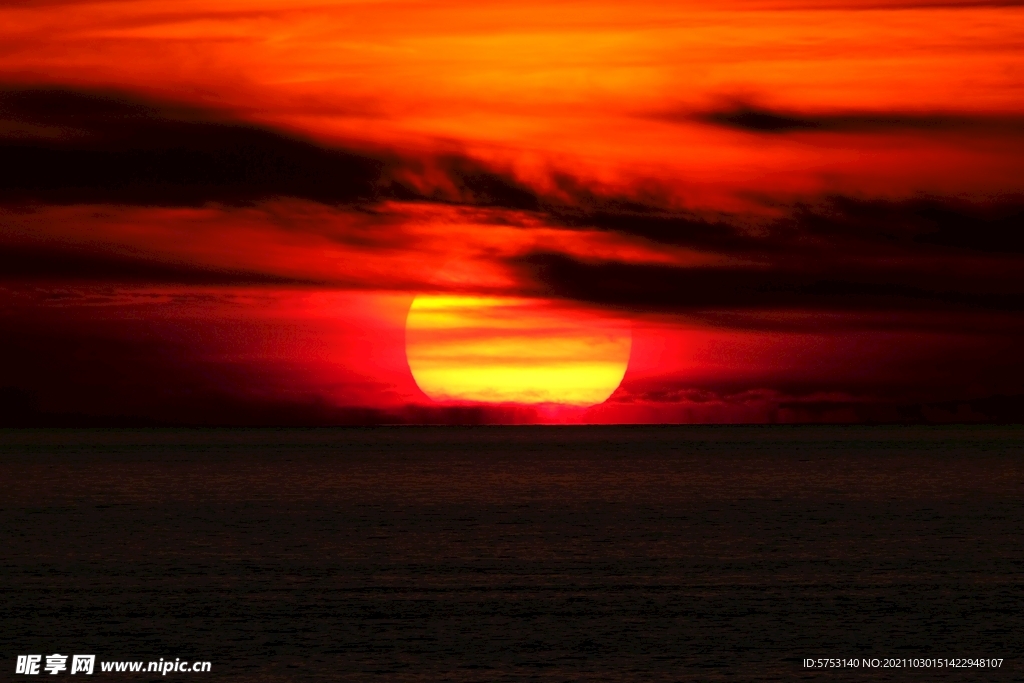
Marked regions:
[405,295,631,406]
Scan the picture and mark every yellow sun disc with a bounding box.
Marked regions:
[405,295,631,406]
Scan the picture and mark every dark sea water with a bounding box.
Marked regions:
[2,426,1022,681]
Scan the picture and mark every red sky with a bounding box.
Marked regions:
[2,0,1023,424]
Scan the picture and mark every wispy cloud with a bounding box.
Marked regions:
[686,103,1024,135]
[0,87,544,209]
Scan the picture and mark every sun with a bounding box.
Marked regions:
[405,295,631,406]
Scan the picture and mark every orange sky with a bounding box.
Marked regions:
[5,0,1023,198]
[1,0,1023,423]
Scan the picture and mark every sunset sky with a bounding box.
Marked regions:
[2,0,1023,424]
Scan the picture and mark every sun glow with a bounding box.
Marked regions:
[405,295,631,406]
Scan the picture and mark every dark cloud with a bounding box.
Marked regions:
[539,174,763,253]
[612,387,1024,424]
[422,155,542,211]
[775,394,1024,424]
[511,186,1024,338]
[789,195,1024,254]
[0,87,542,209]
[555,208,771,253]
[0,88,386,206]
[526,193,1024,322]
[0,388,543,427]
[689,103,1024,135]
[513,250,1024,315]
[0,244,320,285]
[541,176,1024,259]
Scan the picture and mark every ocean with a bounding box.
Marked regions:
[2,426,1021,681]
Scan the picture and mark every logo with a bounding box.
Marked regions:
[16,656,95,676]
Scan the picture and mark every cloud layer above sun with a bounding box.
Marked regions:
[2,0,1023,424]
